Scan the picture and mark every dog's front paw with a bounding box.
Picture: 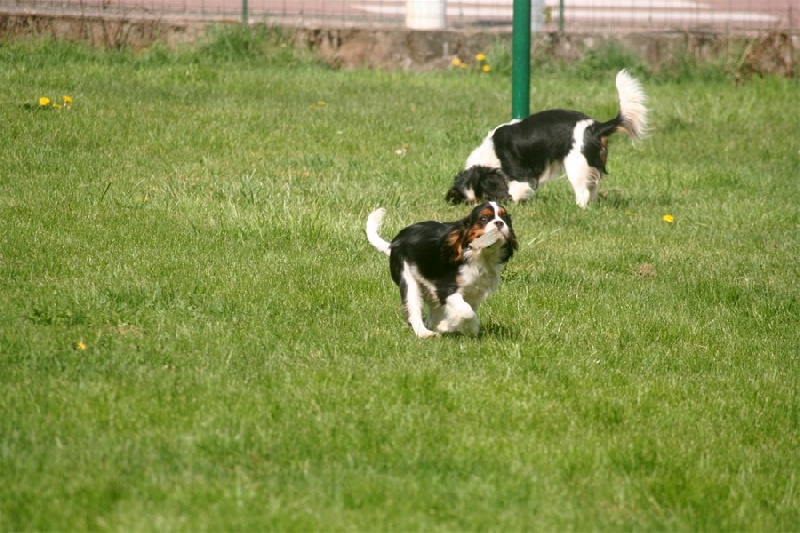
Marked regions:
[575,188,592,208]
[434,318,452,334]
[508,180,535,202]
[414,327,438,339]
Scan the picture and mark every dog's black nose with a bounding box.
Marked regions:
[495,220,505,230]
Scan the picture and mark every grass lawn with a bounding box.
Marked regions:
[1,31,798,530]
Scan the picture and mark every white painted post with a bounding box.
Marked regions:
[406,0,446,30]
[531,0,544,31]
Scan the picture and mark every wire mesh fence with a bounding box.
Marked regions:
[2,0,796,33]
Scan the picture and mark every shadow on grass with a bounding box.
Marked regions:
[598,188,632,209]
[479,321,521,340]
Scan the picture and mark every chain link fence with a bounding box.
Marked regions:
[2,0,795,33]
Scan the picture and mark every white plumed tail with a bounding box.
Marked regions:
[366,208,391,256]
[615,69,648,141]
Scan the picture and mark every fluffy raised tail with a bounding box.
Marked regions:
[614,69,648,141]
[366,208,391,256]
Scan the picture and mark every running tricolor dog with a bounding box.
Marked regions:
[366,202,517,338]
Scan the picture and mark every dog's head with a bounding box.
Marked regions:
[446,166,510,205]
[446,201,518,262]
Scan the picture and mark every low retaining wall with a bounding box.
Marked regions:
[1,12,796,76]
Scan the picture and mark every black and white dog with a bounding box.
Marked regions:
[446,70,648,208]
[366,202,517,338]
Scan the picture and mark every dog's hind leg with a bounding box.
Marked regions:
[400,270,437,338]
[426,303,446,332]
[565,152,601,208]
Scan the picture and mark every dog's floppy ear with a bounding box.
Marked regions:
[447,166,511,204]
[443,217,472,263]
[445,185,467,204]
[446,168,477,204]
[478,168,512,202]
[500,209,519,259]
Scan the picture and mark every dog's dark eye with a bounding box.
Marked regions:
[479,216,489,224]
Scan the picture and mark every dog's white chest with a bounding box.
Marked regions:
[459,256,503,307]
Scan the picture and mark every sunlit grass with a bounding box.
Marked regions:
[0,33,798,531]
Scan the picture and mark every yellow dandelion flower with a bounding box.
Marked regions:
[63,95,73,106]
[482,65,491,73]
[663,214,674,223]
[74,341,87,351]
[52,103,62,110]
[475,53,486,62]
[451,57,461,67]
[317,101,326,106]
[39,97,51,106]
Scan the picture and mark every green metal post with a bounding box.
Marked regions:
[511,0,531,119]
[242,0,248,24]
[559,0,565,33]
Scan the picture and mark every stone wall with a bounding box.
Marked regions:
[0,12,208,49]
[0,12,796,76]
